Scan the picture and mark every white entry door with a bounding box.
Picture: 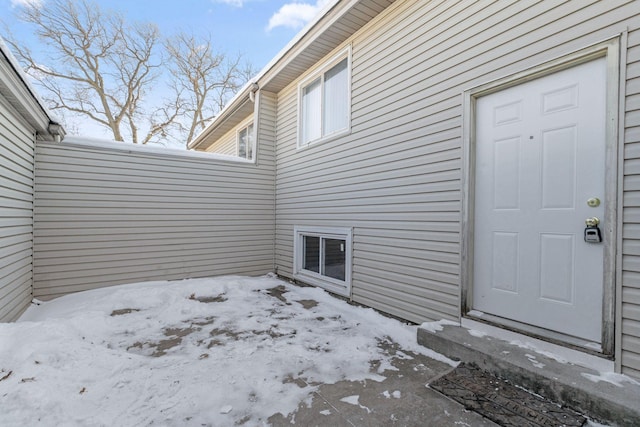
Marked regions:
[473,58,607,344]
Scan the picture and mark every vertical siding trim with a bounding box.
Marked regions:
[255,90,278,271]
[615,29,629,373]
[602,37,622,358]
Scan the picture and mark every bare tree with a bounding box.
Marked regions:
[165,32,256,145]
[6,0,173,144]
[5,0,257,147]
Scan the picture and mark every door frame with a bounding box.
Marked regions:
[460,39,620,356]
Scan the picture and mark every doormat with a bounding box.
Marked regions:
[429,363,586,427]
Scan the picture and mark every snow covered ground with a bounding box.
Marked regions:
[0,275,452,426]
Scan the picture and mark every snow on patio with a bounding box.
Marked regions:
[0,274,453,426]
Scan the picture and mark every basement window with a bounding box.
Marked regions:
[293,226,352,297]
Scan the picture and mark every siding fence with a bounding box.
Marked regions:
[33,139,275,299]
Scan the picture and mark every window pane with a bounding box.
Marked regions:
[238,128,247,158]
[323,238,345,281]
[323,58,348,136]
[302,78,322,144]
[247,123,254,160]
[303,236,320,273]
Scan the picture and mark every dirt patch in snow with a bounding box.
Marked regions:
[110,308,140,316]
[264,285,291,305]
[295,299,318,310]
[128,326,198,357]
[189,293,227,303]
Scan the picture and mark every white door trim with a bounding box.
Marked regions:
[460,38,620,355]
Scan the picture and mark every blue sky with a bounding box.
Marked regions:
[1,0,329,72]
[0,0,331,145]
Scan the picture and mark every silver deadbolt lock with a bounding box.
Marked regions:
[587,197,601,207]
[584,217,602,243]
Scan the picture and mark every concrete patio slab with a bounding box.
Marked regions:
[269,341,498,426]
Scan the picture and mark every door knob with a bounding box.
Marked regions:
[585,217,600,227]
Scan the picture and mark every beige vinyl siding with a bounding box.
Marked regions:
[256,91,277,177]
[275,0,640,338]
[205,114,254,156]
[0,98,34,322]
[33,140,275,299]
[622,27,640,379]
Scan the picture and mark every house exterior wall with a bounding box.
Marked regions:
[0,97,35,322]
[33,139,275,299]
[205,114,254,156]
[622,27,640,379]
[273,0,640,377]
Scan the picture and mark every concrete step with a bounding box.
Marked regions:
[417,322,640,426]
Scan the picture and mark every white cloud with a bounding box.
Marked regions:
[267,0,332,31]
[10,0,42,8]
[214,0,245,6]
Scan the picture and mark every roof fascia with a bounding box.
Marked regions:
[188,87,253,150]
[0,37,64,141]
[189,0,354,150]
[258,0,359,89]
[252,0,343,88]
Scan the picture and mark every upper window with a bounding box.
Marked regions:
[299,47,351,147]
[237,122,254,160]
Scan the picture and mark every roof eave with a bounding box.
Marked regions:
[188,86,253,150]
[190,0,395,151]
[189,0,345,151]
[0,36,65,141]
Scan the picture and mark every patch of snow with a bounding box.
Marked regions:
[509,340,570,364]
[319,409,331,416]
[340,395,360,405]
[525,354,545,369]
[512,341,569,365]
[368,373,387,382]
[395,350,413,360]
[1,275,454,426]
[62,135,254,163]
[382,390,401,399]
[467,329,488,338]
[581,371,640,388]
[339,394,371,413]
[0,37,60,124]
[461,318,613,373]
[467,310,484,317]
[419,319,460,333]
[532,349,568,364]
[586,419,611,427]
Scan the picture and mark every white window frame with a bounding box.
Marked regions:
[236,120,255,161]
[293,226,353,297]
[297,45,352,149]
